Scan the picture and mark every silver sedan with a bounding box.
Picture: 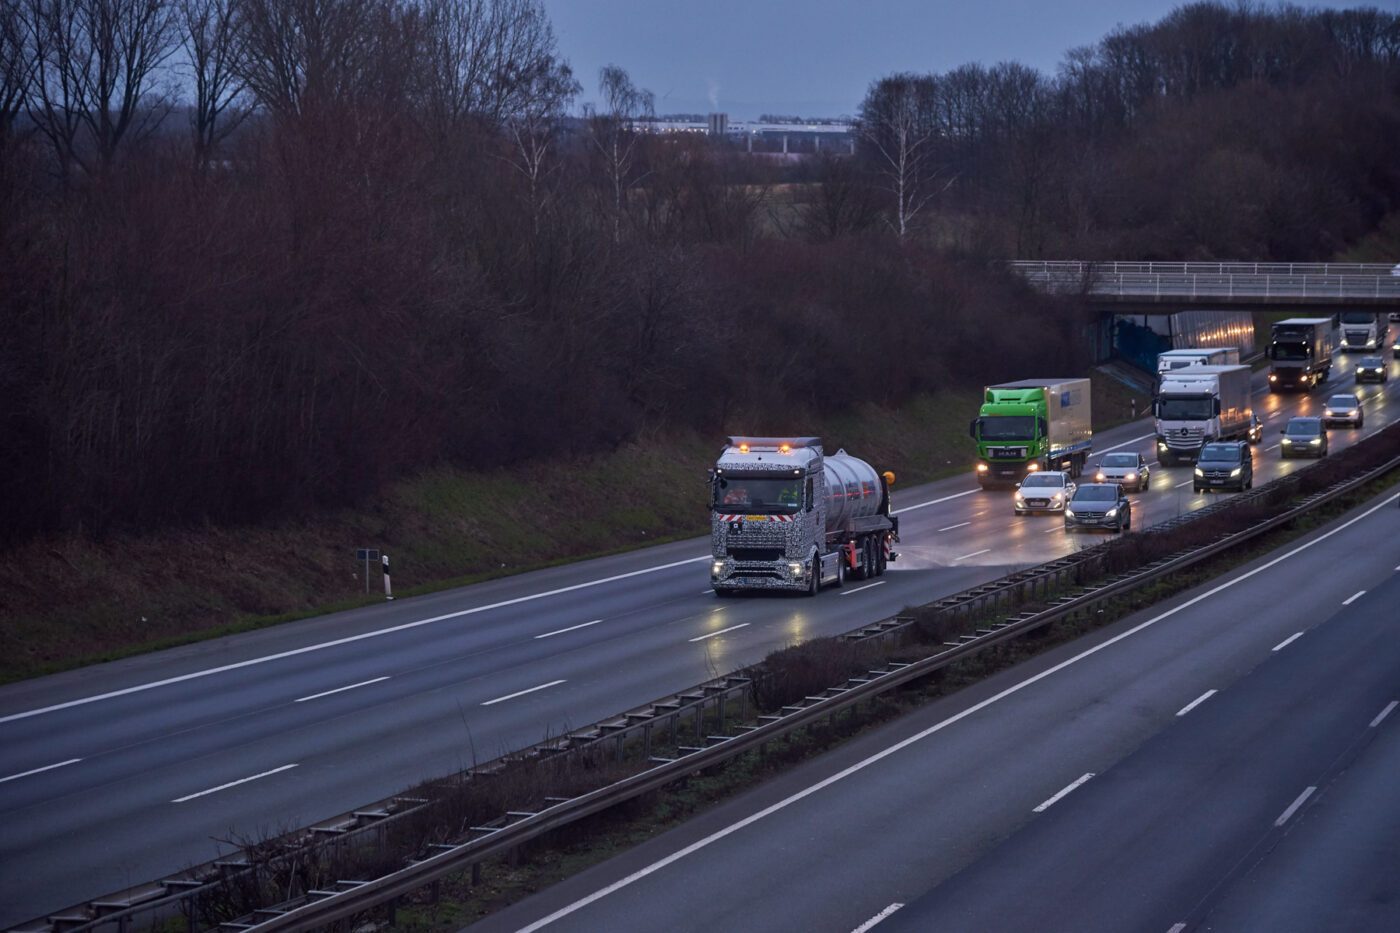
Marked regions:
[1094,451,1151,490]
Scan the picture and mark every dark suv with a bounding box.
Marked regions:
[1194,441,1252,492]
[1280,417,1328,458]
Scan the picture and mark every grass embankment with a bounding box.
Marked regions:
[0,381,1145,684]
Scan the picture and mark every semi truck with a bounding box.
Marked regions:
[1156,347,1241,379]
[1338,310,1390,353]
[1267,318,1334,392]
[970,378,1093,487]
[1154,364,1254,465]
[709,437,898,596]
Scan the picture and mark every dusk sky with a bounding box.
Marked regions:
[543,0,1383,119]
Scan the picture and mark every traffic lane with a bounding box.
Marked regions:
[467,492,1400,933]
[881,569,1400,933]
[0,560,1021,925]
[1198,635,1400,931]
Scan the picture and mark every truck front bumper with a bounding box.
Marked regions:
[711,557,808,592]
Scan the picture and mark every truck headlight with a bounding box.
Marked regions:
[976,463,989,472]
[1194,467,1204,477]
[712,561,726,576]
[788,561,804,576]
[1230,467,1242,477]
[1269,374,1278,381]
[1157,440,1168,450]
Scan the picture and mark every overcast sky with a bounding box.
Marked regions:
[542,0,1380,119]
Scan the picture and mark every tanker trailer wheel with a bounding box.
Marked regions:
[875,541,888,575]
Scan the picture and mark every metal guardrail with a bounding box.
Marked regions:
[1010,260,1400,302]
[234,443,1400,931]
[28,430,1400,933]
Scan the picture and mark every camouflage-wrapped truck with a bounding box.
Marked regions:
[709,437,898,596]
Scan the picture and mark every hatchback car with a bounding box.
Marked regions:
[1064,483,1131,533]
[1194,441,1252,492]
[1094,452,1150,489]
[1014,470,1075,515]
[1322,393,1363,428]
[1280,417,1328,458]
[1355,356,1388,383]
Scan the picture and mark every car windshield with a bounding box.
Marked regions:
[1326,396,1357,408]
[1101,454,1137,467]
[1021,474,1063,488]
[1285,419,1322,435]
[1199,444,1240,462]
[1359,357,1383,367]
[979,416,1036,441]
[1073,486,1118,502]
[713,476,803,513]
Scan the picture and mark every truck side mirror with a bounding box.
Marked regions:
[968,419,979,439]
[1037,417,1047,436]
[1214,399,1221,415]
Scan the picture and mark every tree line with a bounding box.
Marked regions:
[0,1,1396,542]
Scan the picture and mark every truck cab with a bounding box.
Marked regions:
[1338,311,1390,353]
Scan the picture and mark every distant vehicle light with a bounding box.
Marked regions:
[1026,463,1040,472]
[976,463,989,472]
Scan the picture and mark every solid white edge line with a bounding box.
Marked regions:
[689,623,750,643]
[509,491,1399,933]
[1342,590,1366,606]
[851,903,905,932]
[481,679,567,707]
[954,549,992,561]
[840,581,886,596]
[295,676,390,703]
[1176,689,1218,717]
[1274,786,1317,827]
[1370,701,1398,728]
[535,619,604,639]
[0,555,711,725]
[1272,632,1303,652]
[172,764,298,803]
[1033,772,1095,813]
[0,758,82,785]
[892,488,978,514]
[938,521,971,532]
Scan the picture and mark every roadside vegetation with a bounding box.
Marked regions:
[1,1,1396,674]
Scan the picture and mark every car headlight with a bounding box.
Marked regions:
[1348,410,1358,417]
[1309,438,1322,445]
[1064,509,1075,519]
[1194,467,1204,477]
[1282,437,1293,444]
[1104,507,1118,519]
[788,561,804,576]
[1050,494,1061,504]
[1230,467,1242,477]
[1269,374,1278,381]
[712,560,726,575]
[1094,472,1105,482]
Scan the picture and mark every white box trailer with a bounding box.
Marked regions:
[1154,364,1253,464]
[1156,347,1241,378]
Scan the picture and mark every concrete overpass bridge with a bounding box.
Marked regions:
[1011,260,1400,314]
[1010,261,1400,367]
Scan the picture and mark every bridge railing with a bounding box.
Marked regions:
[1010,261,1400,300]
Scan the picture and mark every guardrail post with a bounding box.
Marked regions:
[643,722,652,760]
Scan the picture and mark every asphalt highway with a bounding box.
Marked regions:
[471,486,1400,933]
[1,358,1397,925]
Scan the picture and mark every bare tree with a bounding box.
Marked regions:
[20,0,176,174]
[585,62,652,243]
[236,0,375,119]
[858,72,942,240]
[0,0,28,141]
[502,56,577,235]
[178,0,248,168]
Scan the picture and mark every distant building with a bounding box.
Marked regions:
[637,115,856,159]
[707,113,729,136]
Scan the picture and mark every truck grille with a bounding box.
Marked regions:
[728,547,784,562]
[1164,427,1205,450]
[1344,330,1369,344]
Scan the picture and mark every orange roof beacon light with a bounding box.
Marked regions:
[883,470,896,486]
[779,443,792,454]
[738,443,750,453]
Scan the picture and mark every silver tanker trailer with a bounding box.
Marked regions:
[709,437,899,596]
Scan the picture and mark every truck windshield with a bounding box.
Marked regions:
[713,477,803,513]
[979,416,1036,440]
[1340,312,1374,324]
[1272,341,1311,361]
[1157,396,1214,420]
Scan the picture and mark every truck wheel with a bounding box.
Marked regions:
[876,544,887,575]
[864,539,877,578]
[806,558,820,596]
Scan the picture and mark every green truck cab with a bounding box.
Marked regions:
[969,378,1093,488]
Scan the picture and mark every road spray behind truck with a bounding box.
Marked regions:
[1154,364,1253,464]
[1267,318,1334,391]
[970,379,1093,487]
[709,437,898,596]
